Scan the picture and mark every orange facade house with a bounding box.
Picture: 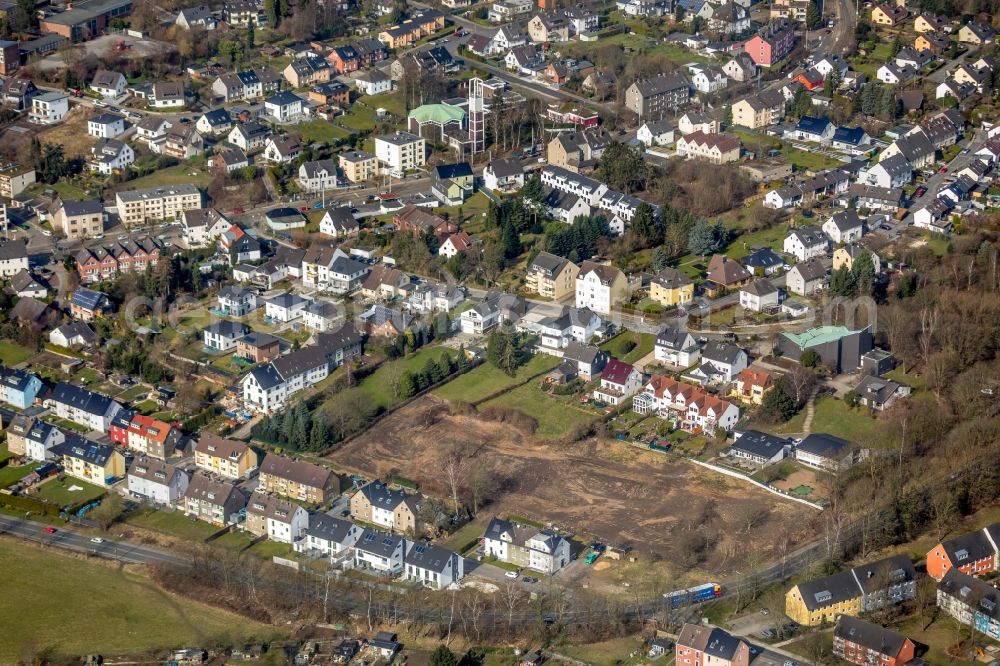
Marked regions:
[927,523,1000,581]
[834,616,915,666]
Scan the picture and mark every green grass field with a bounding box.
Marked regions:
[781,144,844,172]
[297,119,352,144]
[483,383,596,439]
[777,396,882,440]
[116,384,151,403]
[119,164,212,191]
[322,346,459,412]
[0,539,279,661]
[34,476,106,506]
[724,224,789,260]
[0,340,36,366]
[364,92,408,117]
[432,353,560,404]
[600,332,656,364]
[127,509,220,541]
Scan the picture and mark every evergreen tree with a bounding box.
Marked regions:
[790,87,813,119]
[598,141,646,193]
[630,202,660,248]
[852,251,876,293]
[651,247,670,272]
[805,1,821,29]
[687,219,726,256]
[500,219,521,259]
[825,67,842,94]
[522,173,544,202]
[429,645,457,666]
[830,265,857,297]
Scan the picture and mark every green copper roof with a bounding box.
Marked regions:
[407,103,466,125]
[783,326,860,348]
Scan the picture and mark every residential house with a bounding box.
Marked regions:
[244,492,309,543]
[526,252,579,300]
[89,138,134,175]
[9,269,48,300]
[724,52,758,82]
[872,3,907,26]
[740,278,779,311]
[298,159,341,194]
[439,231,478,258]
[194,433,259,479]
[49,382,122,433]
[699,0,750,33]
[181,474,247,526]
[375,131,426,174]
[795,432,855,471]
[927,523,1000,581]
[339,150,378,182]
[196,108,233,136]
[686,341,748,384]
[317,207,358,239]
[203,320,249,351]
[858,154,912,189]
[675,131,741,164]
[787,258,827,295]
[482,517,571,574]
[785,554,917,625]
[877,62,918,85]
[937,569,1000,641]
[527,12,570,43]
[959,21,995,45]
[150,81,185,108]
[833,616,915,666]
[855,375,910,411]
[731,90,786,130]
[0,239,28,277]
[87,113,125,138]
[743,22,795,66]
[59,438,125,487]
[264,91,304,122]
[730,430,791,465]
[784,226,828,261]
[294,514,362,558]
[731,367,773,405]
[404,543,464,590]
[833,245,881,273]
[227,121,271,153]
[546,129,610,171]
[688,63,729,93]
[678,111,719,135]
[259,453,339,504]
[624,73,690,118]
[831,127,872,155]
[914,12,945,32]
[705,254,751,291]
[654,326,701,368]
[575,261,627,314]
[483,158,524,192]
[110,411,181,459]
[282,54,331,88]
[355,69,392,95]
[135,116,171,144]
[312,323,364,368]
[676,624,750,666]
[880,130,936,169]
[743,248,784,276]
[29,91,68,125]
[263,135,302,164]
[823,209,864,243]
[592,358,643,406]
[916,31,950,53]
[913,198,953,233]
[235,332,281,363]
[90,69,127,97]
[176,5,216,29]
[22,419,66,462]
[637,120,676,147]
[49,321,97,348]
[181,208,230,249]
[0,366,42,409]
[649,267,694,307]
[127,456,189,505]
[633,375,740,432]
[350,481,420,533]
[241,345,330,413]
[265,292,309,322]
[354,528,407,573]
[561,342,608,380]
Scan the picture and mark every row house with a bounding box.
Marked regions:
[181,473,247,526]
[786,554,917,626]
[927,523,1000,581]
[937,568,1000,641]
[632,375,740,432]
[483,517,571,574]
[282,54,331,88]
[258,452,339,504]
[675,131,741,164]
[48,382,122,433]
[540,165,608,206]
[127,456,189,505]
[327,38,388,73]
[350,481,420,533]
[377,9,446,48]
[294,514,362,559]
[245,492,309,544]
[194,433,259,479]
[676,624,750,666]
[211,68,279,102]
[110,410,180,459]
[75,238,162,284]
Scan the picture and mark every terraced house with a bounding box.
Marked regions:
[181,474,247,526]
[59,437,126,487]
[350,481,420,533]
[49,382,123,433]
[109,410,180,460]
[926,523,1000,581]
[241,345,330,414]
[194,433,259,479]
[258,453,339,504]
[786,554,917,625]
[75,238,162,284]
[482,517,571,574]
[937,568,1000,641]
[244,492,309,544]
[0,366,43,409]
[126,456,189,505]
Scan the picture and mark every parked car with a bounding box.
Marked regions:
[504,570,518,579]
[915,186,927,197]
[43,526,57,534]
[91,537,104,543]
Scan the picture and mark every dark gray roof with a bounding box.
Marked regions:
[269,346,328,381]
[939,525,998,565]
[939,567,1000,621]
[797,569,862,610]
[743,248,783,270]
[0,239,27,261]
[314,322,364,351]
[305,513,358,543]
[58,436,116,466]
[702,340,744,365]
[562,341,604,365]
[834,616,910,656]
[827,209,862,232]
[204,320,249,338]
[797,433,852,460]
[743,278,777,297]
[732,430,792,458]
[404,542,457,573]
[359,481,417,513]
[51,382,119,416]
[356,527,405,557]
[792,258,827,282]
[852,554,916,594]
[789,225,827,248]
[656,326,692,350]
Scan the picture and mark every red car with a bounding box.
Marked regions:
[299,206,310,212]
[915,186,927,197]
[232,207,245,215]
[43,526,57,534]
[938,166,948,174]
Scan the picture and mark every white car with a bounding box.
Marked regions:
[504,570,518,579]
[42,230,52,237]
[91,537,104,544]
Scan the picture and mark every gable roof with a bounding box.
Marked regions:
[732,430,791,459]
[834,616,910,656]
[797,432,852,460]
[259,452,332,489]
[600,358,637,385]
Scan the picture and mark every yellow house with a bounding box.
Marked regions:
[958,21,995,45]
[915,32,950,53]
[61,440,126,488]
[832,246,881,272]
[526,251,580,300]
[194,433,259,480]
[339,150,378,183]
[913,12,943,33]
[871,3,906,25]
[648,267,694,307]
[786,570,863,626]
[730,90,786,130]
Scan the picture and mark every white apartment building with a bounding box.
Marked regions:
[115,184,203,226]
[375,131,425,175]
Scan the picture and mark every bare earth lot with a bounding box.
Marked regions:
[328,396,817,574]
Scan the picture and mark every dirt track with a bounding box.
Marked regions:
[328,396,817,573]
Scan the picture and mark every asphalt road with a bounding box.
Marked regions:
[895,129,989,227]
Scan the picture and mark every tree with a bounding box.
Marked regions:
[598,141,646,193]
[91,494,125,531]
[430,645,457,666]
[790,87,813,119]
[852,251,876,293]
[630,202,660,248]
[522,173,544,202]
[687,219,727,256]
[830,265,857,297]
[759,378,798,422]
[825,67,842,94]
[799,348,821,368]
[486,329,525,377]
[888,34,902,57]
[264,0,279,27]
[805,1,821,29]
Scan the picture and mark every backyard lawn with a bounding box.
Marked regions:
[483,383,596,439]
[777,396,882,440]
[322,346,459,412]
[297,119,352,143]
[432,353,560,404]
[780,144,844,172]
[118,164,212,191]
[116,384,151,403]
[0,341,35,365]
[212,530,255,551]
[601,332,656,364]
[556,635,651,666]
[724,224,789,260]
[33,476,106,506]
[127,509,220,541]
[0,461,38,488]
[0,540,279,662]
[364,92,408,118]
